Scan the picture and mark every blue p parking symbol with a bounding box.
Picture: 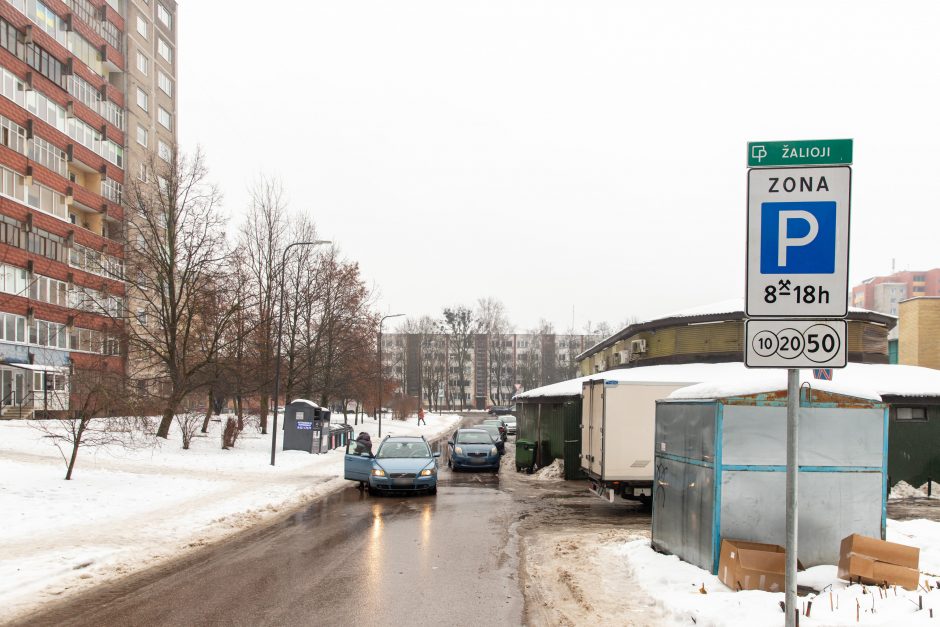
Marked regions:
[760,201,836,274]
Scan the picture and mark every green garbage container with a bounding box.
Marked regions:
[516,439,536,473]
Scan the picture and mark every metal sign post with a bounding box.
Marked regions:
[744,139,852,627]
[785,368,799,627]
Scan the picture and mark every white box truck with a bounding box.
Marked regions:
[581,378,691,504]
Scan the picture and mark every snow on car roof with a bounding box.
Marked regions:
[516,362,940,402]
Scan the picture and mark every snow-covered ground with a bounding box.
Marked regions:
[525,521,940,626]
[0,411,460,622]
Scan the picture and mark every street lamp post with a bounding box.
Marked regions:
[270,240,331,467]
[377,313,404,438]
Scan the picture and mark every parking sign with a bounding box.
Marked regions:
[746,166,851,317]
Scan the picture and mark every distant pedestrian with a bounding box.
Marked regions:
[417,407,426,426]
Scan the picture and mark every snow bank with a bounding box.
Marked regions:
[0,411,461,622]
[532,459,564,480]
[612,533,940,626]
[920,481,940,498]
[891,480,927,499]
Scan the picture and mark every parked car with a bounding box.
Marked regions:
[502,415,517,435]
[448,428,501,471]
[482,418,507,440]
[478,423,506,454]
[488,405,515,416]
[344,435,439,495]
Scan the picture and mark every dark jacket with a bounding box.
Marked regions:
[354,432,372,455]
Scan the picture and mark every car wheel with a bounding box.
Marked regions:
[429,486,437,495]
[367,486,378,496]
[447,459,452,469]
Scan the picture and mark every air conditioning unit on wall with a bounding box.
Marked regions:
[631,339,647,355]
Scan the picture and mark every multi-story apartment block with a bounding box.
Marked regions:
[0,0,176,417]
[852,269,940,316]
[381,332,599,410]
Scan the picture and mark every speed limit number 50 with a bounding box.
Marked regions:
[745,319,846,368]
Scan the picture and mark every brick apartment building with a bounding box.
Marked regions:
[0,0,176,417]
[851,269,940,316]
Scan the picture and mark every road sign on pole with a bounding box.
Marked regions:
[745,319,846,368]
[746,166,851,318]
[745,139,852,627]
[748,139,853,167]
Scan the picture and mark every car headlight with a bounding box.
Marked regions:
[420,468,435,476]
[490,446,498,455]
[454,446,463,455]
[371,468,386,477]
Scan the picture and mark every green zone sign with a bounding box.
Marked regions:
[748,139,853,168]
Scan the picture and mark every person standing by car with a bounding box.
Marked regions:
[354,431,372,456]
[417,407,426,426]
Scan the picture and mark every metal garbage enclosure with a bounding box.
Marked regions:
[651,388,887,573]
[283,399,332,454]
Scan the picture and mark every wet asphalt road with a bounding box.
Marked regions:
[18,413,651,627]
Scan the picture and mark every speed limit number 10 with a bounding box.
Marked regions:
[745,319,846,368]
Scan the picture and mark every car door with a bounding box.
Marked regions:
[344,439,373,481]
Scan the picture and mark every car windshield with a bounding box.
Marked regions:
[480,425,499,437]
[376,441,431,459]
[456,431,493,445]
[483,420,502,426]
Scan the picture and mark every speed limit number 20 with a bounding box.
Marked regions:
[745,319,846,368]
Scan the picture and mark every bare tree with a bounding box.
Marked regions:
[175,407,202,450]
[476,297,510,405]
[442,306,476,410]
[123,148,239,439]
[238,177,289,434]
[32,359,142,480]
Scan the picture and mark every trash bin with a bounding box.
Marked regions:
[283,399,331,454]
[516,439,536,473]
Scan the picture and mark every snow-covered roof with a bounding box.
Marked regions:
[516,363,748,399]
[657,297,888,321]
[516,363,940,402]
[288,399,321,408]
[576,298,897,362]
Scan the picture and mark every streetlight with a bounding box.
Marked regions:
[377,313,404,438]
[270,240,331,467]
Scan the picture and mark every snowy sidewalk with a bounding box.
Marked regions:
[0,412,460,622]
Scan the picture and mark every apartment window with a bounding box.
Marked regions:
[896,407,928,422]
[913,286,926,293]
[136,124,148,147]
[0,116,27,154]
[137,163,148,182]
[158,140,171,162]
[158,106,171,130]
[158,71,173,96]
[157,37,172,63]
[136,15,148,38]
[136,87,148,111]
[157,4,172,28]
[913,275,926,282]
[136,50,149,75]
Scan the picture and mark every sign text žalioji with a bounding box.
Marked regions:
[748,138,853,168]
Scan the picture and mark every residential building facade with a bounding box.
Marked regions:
[0,0,176,417]
[852,269,940,316]
[381,332,599,410]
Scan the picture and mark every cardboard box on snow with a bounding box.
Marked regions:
[838,533,920,590]
[718,539,801,593]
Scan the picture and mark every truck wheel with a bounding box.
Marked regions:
[638,495,652,510]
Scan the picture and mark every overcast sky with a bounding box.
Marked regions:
[178,1,940,333]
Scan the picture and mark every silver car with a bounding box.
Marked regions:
[502,415,517,435]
